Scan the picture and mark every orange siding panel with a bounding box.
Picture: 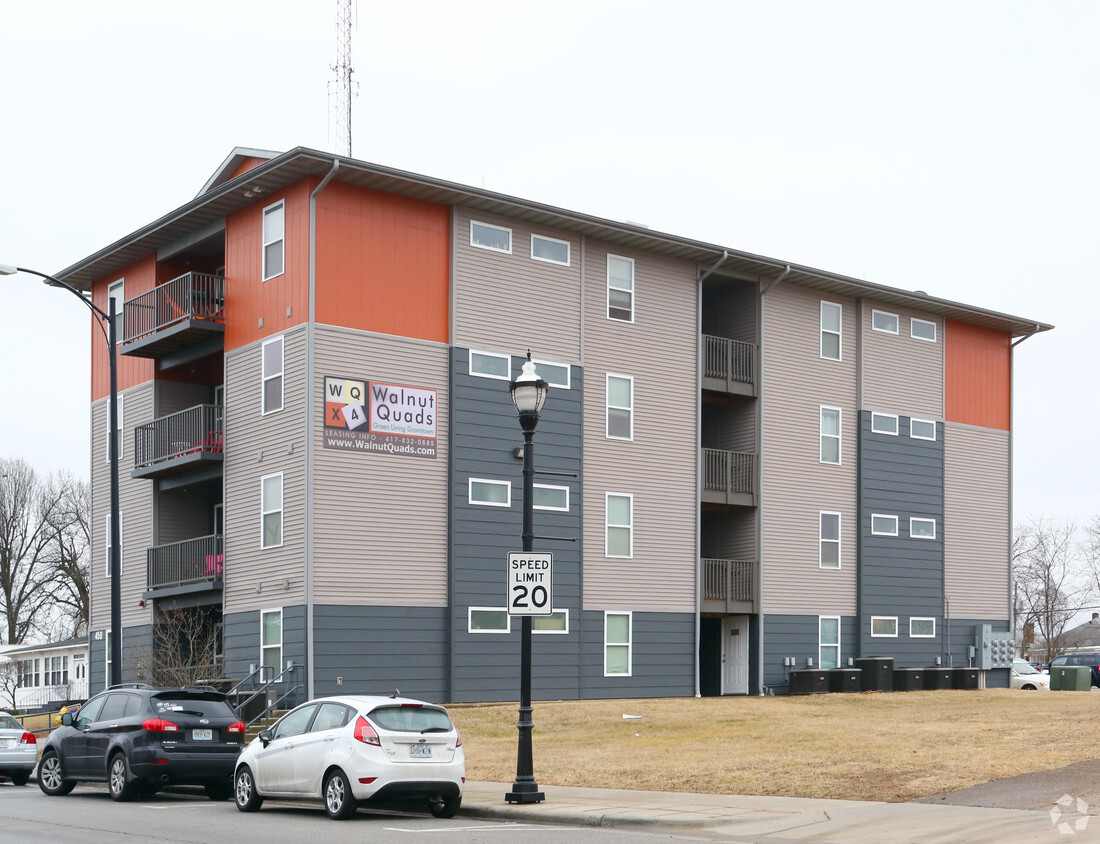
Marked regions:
[315,183,449,343]
[91,255,156,401]
[229,157,270,181]
[944,320,1011,431]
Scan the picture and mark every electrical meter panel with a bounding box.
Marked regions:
[975,624,1014,670]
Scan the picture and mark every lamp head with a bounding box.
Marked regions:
[509,352,549,416]
[0,264,18,276]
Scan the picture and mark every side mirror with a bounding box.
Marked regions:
[61,712,74,727]
[258,729,272,747]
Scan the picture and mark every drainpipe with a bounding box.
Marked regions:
[305,160,341,701]
[760,265,791,296]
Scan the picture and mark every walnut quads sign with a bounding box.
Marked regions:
[507,552,553,616]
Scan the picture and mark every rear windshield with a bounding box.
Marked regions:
[369,705,453,733]
[152,693,236,719]
[0,714,21,730]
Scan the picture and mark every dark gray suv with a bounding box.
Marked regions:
[38,684,246,801]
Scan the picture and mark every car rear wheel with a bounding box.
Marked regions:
[37,752,76,796]
[108,753,136,802]
[9,771,29,786]
[429,794,461,819]
[323,769,357,820]
[234,766,263,812]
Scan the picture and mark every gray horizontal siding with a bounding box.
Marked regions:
[762,614,858,693]
[579,611,695,700]
[223,604,307,682]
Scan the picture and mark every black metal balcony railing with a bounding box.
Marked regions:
[133,404,223,470]
[703,335,755,390]
[702,558,754,603]
[702,448,755,498]
[147,534,223,591]
[123,272,225,345]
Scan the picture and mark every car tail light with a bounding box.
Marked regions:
[400,703,423,708]
[142,718,180,733]
[353,715,380,746]
[455,728,462,748]
[19,731,36,745]
[227,721,246,734]
[358,777,377,784]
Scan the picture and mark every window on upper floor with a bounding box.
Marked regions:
[606,374,634,440]
[531,234,570,266]
[532,358,570,389]
[262,201,285,281]
[470,220,511,253]
[819,616,840,670]
[607,255,634,322]
[105,512,123,577]
[911,317,937,342]
[261,473,283,548]
[871,616,898,637]
[871,412,898,435]
[469,478,511,507]
[106,392,124,461]
[533,484,569,511]
[910,517,936,540]
[606,493,633,558]
[604,612,632,676]
[820,511,841,569]
[872,309,899,334]
[871,514,899,536]
[262,337,284,414]
[107,278,125,342]
[469,350,510,380]
[820,406,841,464]
[910,418,937,441]
[820,301,842,360]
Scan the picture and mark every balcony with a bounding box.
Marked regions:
[132,404,223,483]
[702,335,755,396]
[701,448,756,507]
[702,558,756,613]
[121,272,225,365]
[146,534,223,594]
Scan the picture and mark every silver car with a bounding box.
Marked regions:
[0,712,38,785]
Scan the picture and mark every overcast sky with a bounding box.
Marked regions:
[0,1,1095,528]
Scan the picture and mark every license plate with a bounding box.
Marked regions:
[409,745,431,758]
[192,729,213,741]
[0,739,12,748]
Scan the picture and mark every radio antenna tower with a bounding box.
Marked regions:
[330,0,356,157]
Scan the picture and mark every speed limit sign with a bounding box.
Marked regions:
[507,552,553,616]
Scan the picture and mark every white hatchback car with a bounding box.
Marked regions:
[234,694,464,820]
[1011,658,1051,690]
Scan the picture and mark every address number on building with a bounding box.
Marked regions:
[507,552,553,616]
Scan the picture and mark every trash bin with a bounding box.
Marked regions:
[1050,665,1091,691]
[828,668,861,693]
[789,669,830,695]
[893,667,924,691]
[854,657,894,691]
[923,668,953,690]
[952,667,979,689]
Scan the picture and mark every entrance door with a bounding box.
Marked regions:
[721,615,749,694]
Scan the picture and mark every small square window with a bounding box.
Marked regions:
[872,310,899,334]
[531,234,570,266]
[910,418,937,440]
[469,478,511,507]
[871,514,898,536]
[911,318,937,342]
[469,608,510,633]
[910,518,936,539]
[871,412,899,435]
[533,359,570,389]
[821,302,842,360]
[470,221,511,253]
[871,616,898,637]
[469,350,511,380]
[910,617,936,638]
[533,484,569,511]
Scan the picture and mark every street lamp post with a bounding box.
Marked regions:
[505,352,548,805]
[0,264,122,687]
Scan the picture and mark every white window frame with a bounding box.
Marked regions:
[104,633,111,690]
[911,317,937,342]
[261,472,284,549]
[910,517,937,540]
[605,492,634,558]
[819,616,841,670]
[910,418,937,441]
[261,336,284,415]
[533,483,569,512]
[107,391,124,461]
[260,607,283,675]
[105,512,123,577]
[606,374,634,441]
[468,607,511,634]
[107,278,125,343]
[470,220,512,254]
[533,609,569,634]
[871,514,899,536]
[532,358,570,389]
[468,349,511,381]
[530,233,570,266]
[820,301,842,360]
[606,254,635,323]
[468,478,511,507]
[872,309,899,334]
[604,611,632,677]
[871,616,899,638]
[819,511,841,570]
[870,412,898,436]
[910,617,936,638]
[262,200,285,281]
[820,406,842,465]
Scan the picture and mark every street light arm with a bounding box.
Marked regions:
[0,264,111,322]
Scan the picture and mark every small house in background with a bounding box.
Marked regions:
[1,637,89,712]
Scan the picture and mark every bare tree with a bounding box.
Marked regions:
[0,659,21,710]
[39,474,90,640]
[134,608,221,688]
[1013,518,1090,663]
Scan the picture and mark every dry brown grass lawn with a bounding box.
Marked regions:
[450,690,1100,802]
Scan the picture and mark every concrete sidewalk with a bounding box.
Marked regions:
[460,781,1087,843]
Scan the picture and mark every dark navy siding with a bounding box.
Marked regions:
[90,624,152,692]
[448,347,584,702]
[579,611,695,699]
[223,604,306,683]
[859,413,945,667]
[762,614,858,693]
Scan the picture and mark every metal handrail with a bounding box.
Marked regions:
[702,558,755,602]
[703,335,755,385]
[228,663,306,730]
[122,271,225,345]
[133,404,223,468]
[146,534,223,590]
[702,448,755,495]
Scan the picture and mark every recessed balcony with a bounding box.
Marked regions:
[120,272,224,365]
[146,534,223,595]
[701,448,756,507]
[702,558,756,613]
[132,404,223,481]
[702,335,756,396]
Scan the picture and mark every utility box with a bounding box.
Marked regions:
[924,668,953,690]
[854,657,894,691]
[789,669,830,695]
[975,625,1015,670]
[829,668,861,693]
[952,667,979,689]
[893,668,924,692]
[1050,665,1091,691]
